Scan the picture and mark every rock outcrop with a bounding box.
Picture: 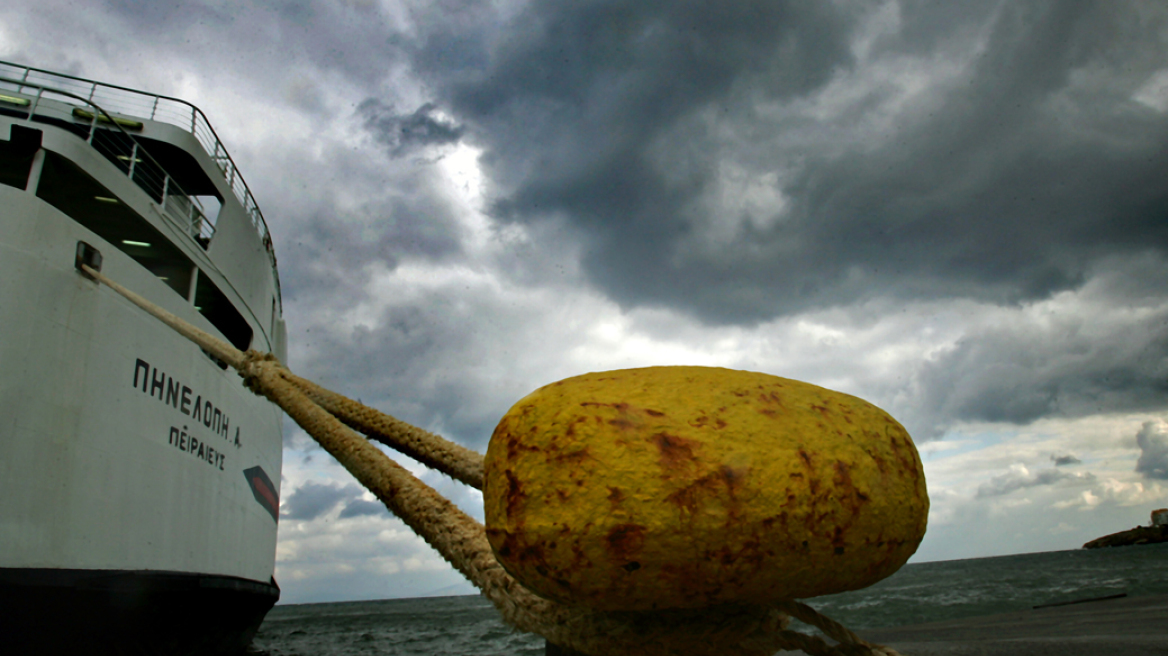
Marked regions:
[1083,525,1168,549]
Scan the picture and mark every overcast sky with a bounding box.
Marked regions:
[5,0,1168,605]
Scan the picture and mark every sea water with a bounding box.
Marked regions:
[251,543,1168,656]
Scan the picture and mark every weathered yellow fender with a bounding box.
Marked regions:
[483,366,928,611]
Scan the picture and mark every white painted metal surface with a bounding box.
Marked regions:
[0,67,285,585]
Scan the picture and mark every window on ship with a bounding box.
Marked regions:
[91,130,227,249]
[36,150,253,352]
[0,124,41,190]
[194,274,253,351]
[36,150,196,297]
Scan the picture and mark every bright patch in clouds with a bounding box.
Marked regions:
[1134,69,1168,113]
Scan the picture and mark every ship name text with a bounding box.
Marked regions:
[133,357,243,450]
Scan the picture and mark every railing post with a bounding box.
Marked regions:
[188,197,196,235]
[127,142,139,181]
[150,96,159,121]
[161,174,170,208]
[193,207,204,240]
[212,141,224,174]
[26,88,45,122]
[187,267,200,304]
[248,193,258,228]
[86,107,98,144]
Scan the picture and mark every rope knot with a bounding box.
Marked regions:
[240,349,284,396]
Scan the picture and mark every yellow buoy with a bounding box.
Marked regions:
[483,366,928,611]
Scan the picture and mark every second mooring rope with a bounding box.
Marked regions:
[80,264,902,656]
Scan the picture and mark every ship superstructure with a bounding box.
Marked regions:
[0,61,286,654]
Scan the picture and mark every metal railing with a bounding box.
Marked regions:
[0,79,216,240]
[0,63,280,281]
[0,60,281,306]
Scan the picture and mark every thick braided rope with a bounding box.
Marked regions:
[236,355,775,655]
[81,265,483,487]
[81,266,904,656]
[80,264,244,369]
[283,372,484,489]
[237,356,798,655]
[776,601,902,656]
[243,355,901,656]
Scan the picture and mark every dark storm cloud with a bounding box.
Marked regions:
[39,0,1166,452]
[266,133,472,309]
[1051,454,1081,466]
[51,0,471,297]
[361,101,465,157]
[99,0,406,86]
[279,191,464,302]
[976,466,1094,498]
[293,291,532,454]
[282,481,365,520]
[1135,421,1168,480]
[275,0,1168,446]
[910,261,1168,436]
[408,0,1168,323]
[418,0,862,325]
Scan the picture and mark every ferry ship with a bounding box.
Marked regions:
[0,62,286,654]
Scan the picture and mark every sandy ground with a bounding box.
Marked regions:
[546,593,1168,655]
[833,593,1168,656]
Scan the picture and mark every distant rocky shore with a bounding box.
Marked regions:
[1083,525,1168,549]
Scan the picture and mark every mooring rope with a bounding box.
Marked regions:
[283,371,484,489]
[79,263,902,656]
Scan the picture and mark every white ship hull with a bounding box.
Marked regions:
[0,63,286,654]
